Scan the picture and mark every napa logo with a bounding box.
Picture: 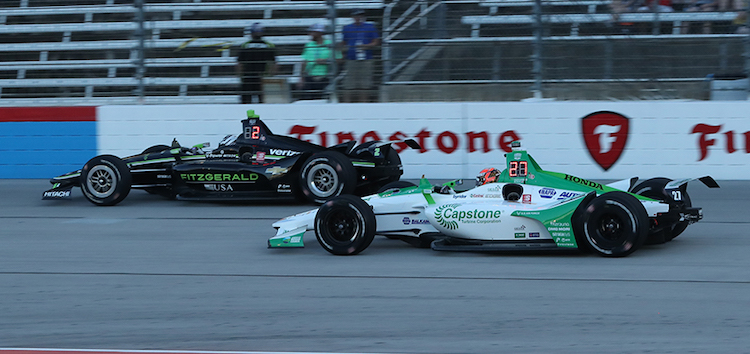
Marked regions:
[539,188,556,199]
[434,204,460,230]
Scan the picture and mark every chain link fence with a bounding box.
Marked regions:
[0,0,748,104]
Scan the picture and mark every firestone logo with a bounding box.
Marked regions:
[691,124,750,161]
[581,111,630,171]
[287,125,521,154]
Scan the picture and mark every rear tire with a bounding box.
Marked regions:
[315,195,376,255]
[580,192,648,257]
[80,155,132,206]
[299,151,357,204]
[630,177,691,243]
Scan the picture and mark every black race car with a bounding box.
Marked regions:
[43,110,419,206]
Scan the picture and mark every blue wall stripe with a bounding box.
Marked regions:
[0,122,97,179]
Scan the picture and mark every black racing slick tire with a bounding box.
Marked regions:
[314,195,376,255]
[376,180,416,194]
[141,144,171,155]
[580,192,649,257]
[630,177,691,243]
[79,155,132,206]
[299,151,357,204]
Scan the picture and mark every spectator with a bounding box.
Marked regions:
[735,8,748,34]
[341,9,381,103]
[237,23,277,104]
[638,0,674,12]
[298,23,342,101]
[684,0,744,34]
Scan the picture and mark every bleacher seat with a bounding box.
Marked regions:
[0,0,384,105]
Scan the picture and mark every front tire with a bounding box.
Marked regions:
[299,151,356,204]
[315,195,376,255]
[80,155,132,206]
[630,177,691,243]
[580,192,648,257]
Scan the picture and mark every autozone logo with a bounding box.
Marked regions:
[288,125,521,154]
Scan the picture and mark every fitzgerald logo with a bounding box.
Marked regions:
[581,111,630,171]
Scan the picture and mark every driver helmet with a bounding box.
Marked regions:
[476,168,501,187]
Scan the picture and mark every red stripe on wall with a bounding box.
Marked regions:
[0,107,96,122]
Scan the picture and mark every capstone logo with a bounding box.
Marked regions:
[434,204,502,229]
[581,111,630,171]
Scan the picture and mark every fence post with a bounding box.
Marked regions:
[531,0,543,99]
[327,0,339,102]
[134,0,145,102]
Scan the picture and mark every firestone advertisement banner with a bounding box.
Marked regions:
[96,102,749,180]
[4,102,745,179]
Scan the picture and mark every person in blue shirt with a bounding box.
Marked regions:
[341,9,381,103]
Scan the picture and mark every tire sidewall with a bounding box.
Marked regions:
[582,192,648,257]
[314,195,376,255]
[80,155,132,206]
[299,151,356,204]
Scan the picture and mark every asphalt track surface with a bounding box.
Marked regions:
[1,179,749,354]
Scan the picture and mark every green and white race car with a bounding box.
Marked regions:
[269,142,719,257]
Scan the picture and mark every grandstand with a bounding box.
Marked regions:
[0,0,747,104]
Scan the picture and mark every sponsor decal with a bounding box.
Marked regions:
[266,166,290,177]
[470,194,484,198]
[288,125,522,154]
[452,194,467,199]
[581,111,629,171]
[514,225,527,231]
[548,221,573,241]
[434,204,503,229]
[515,232,525,239]
[691,124,750,161]
[402,217,431,225]
[43,190,71,198]
[269,148,300,157]
[219,134,238,146]
[522,194,532,203]
[180,173,258,182]
[157,174,170,179]
[256,151,265,163]
[514,153,522,160]
[564,174,603,190]
[539,188,556,199]
[206,151,239,160]
[529,232,540,238]
[557,191,583,200]
[204,184,234,192]
[277,184,292,193]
